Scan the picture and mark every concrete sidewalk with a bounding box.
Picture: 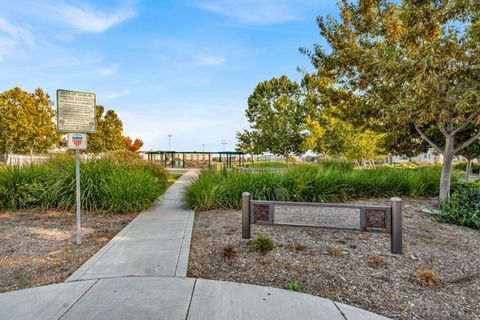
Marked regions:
[0,169,389,320]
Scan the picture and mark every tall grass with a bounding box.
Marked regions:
[0,155,169,213]
[183,165,455,210]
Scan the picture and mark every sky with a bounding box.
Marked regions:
[0,0,336,152]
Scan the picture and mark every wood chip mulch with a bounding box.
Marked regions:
[188,198,480,320]
[0,209,137,293]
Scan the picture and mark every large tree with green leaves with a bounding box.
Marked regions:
[0,87,60,162]
[305,0,480,200]
[245,76,308,164]
[88,105,125,154]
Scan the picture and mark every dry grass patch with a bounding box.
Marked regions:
[367,255,387,268]
[412,268,442,287]
[326,246,344,256]
[223,244,237,260]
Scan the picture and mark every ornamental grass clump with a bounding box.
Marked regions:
[183,165,447,210]
[0,154,168,213]
[251,234,275,254]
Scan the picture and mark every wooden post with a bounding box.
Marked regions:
[391,197,402,254]
[242,192,251,239]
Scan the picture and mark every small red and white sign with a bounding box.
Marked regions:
[67,133,88,150]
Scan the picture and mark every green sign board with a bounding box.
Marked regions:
[57,89,96,133]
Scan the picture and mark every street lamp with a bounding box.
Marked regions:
[202,144,205,152]
[221,140,227,151]
[168,135,172,151]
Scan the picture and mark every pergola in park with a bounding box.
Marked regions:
[144,151,246,168]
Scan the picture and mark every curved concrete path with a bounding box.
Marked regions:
[0,170,389,320]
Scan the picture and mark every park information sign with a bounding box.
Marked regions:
[57,89,96,133]
[57,89,96,245]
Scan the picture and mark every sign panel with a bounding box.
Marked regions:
[273,204,361,230]
[67,133,88,150]
[57,89,96,133]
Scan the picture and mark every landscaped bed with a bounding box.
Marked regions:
[187,198,480,320]
[0,209,137,293]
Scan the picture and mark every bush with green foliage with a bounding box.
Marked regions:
[251,234,275,254]
[454,161,480,174]
[0,155,168,213]
[183,165,453,210]
[441,184,480,229]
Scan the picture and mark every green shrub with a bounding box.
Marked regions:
[0,155,169,213]
[441,184,480,229]
[183,165,449,210]
[0,164,47,210]
[251,234,275,254]
[286,281,301,292]
[319,158,354,173]
[454,161,480,173]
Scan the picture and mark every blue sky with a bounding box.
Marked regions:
[0,0,335,151]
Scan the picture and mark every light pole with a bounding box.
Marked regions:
[222,139,227,151]
[202,144,205,152]
[168,135,172,151]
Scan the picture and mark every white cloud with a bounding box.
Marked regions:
[0,17,33,44]
[0,17,33,61]
[198,0,296,24]
[197,52,227,65]
[99,67,117,77]
[41,2,136,33]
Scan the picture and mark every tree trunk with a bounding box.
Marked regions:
[439,136,455,202]
[285,153,289,168]
[466,158,472,180]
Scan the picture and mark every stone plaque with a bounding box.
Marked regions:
[365,209,387,229]
[252,204,270,223]
[273,205,361,230]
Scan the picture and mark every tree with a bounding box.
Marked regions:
[124,136,144,153]
[304,0,480,200]
[245,76,308,164]
[88,106,125,154]
[0,87,59,162]
[458,129,480,180]
[235,130,261,163]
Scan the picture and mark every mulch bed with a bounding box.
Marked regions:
[0,209,136,293]
[188,198,480,320]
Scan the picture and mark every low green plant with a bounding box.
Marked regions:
[440,184,480,229]
[0,155,169,214]
[251,234,275,254]
[454,161,480,173]
[319,158,354,173]
[183,165,448,210]
[286,281,301,292]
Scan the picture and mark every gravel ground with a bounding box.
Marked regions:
[188,198,480,320]
[0,209,136,293]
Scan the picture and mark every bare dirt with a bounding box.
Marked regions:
[188,198,480,320]
[0,209,136,293]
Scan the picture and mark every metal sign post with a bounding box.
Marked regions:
[57,89,95,246]
[67,133,88,245]
[75,148,81,244]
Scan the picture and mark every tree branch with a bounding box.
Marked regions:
[435,117,448,137]
[414,123,443,152]
[454,130,480,153]
[452,109,480,135]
